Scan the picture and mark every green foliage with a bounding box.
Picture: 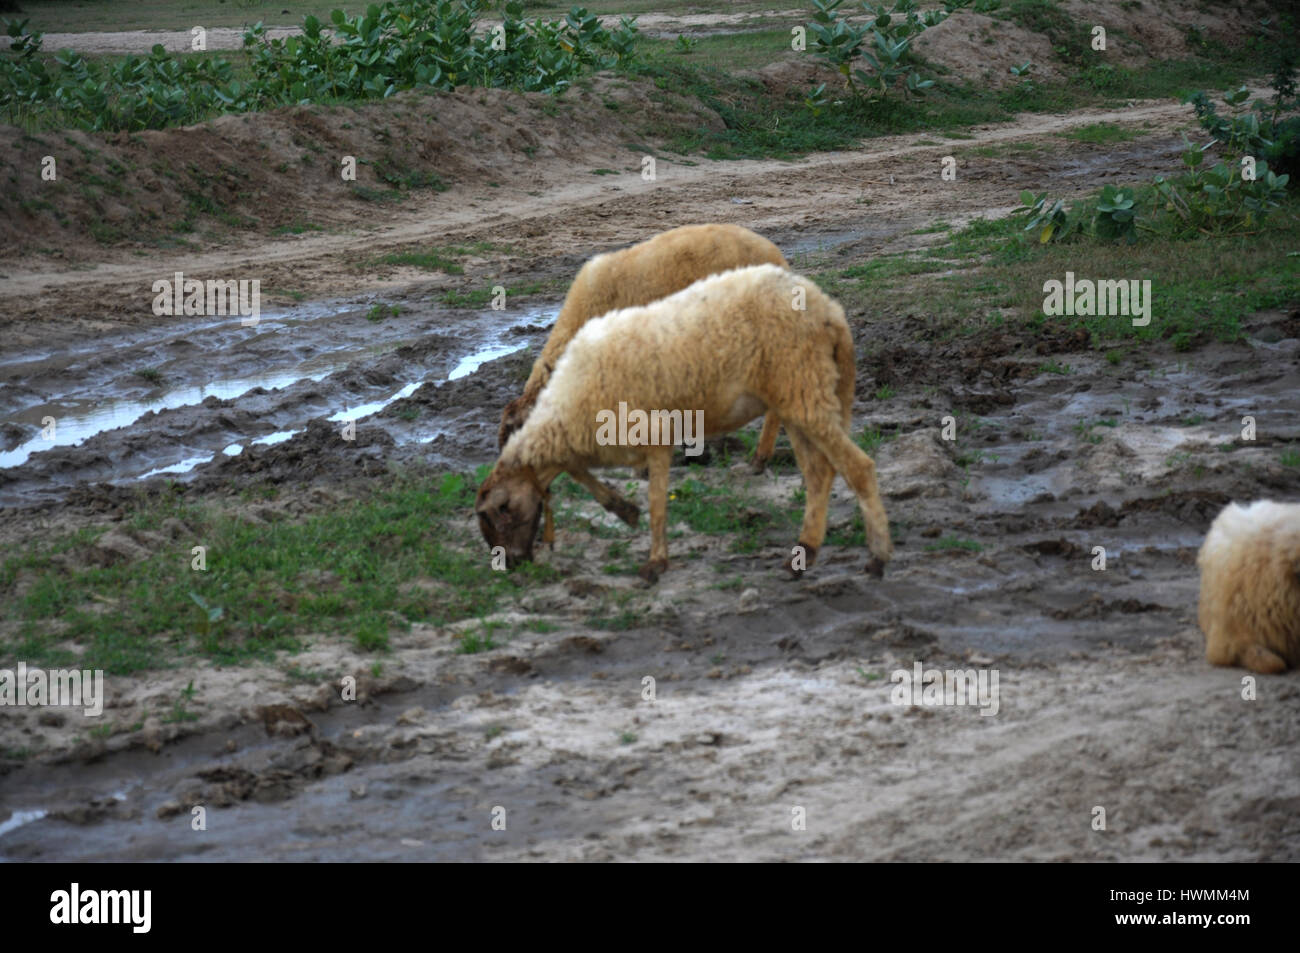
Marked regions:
[803,81,829,117]
[1014,83,1293,248]
[807,0,968,102]
[1152,118,1290,236]
[1013,189,1073,243]
[1,3,641,130]
[1093,185,1138,244]
[1,26,247,130]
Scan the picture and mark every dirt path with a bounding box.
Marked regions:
[1,97,1197,337]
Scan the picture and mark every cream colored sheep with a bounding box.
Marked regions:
[1197,499,1300,674]
[498,223,787,473]
[476,263,892,583]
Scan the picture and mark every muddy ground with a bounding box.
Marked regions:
[2,9,1299,861]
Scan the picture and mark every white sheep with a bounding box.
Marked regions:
[1198,499,1300,673]
[476,263,892,583]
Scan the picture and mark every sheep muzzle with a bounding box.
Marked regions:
[475,468,547,568]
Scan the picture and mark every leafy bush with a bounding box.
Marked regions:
[1091,185,1139,244]
[1013,190,1072,243]
[1153,136,1289,236]
[807,0,970,103]
[1014,79,1293,247]
[1,2,641,131]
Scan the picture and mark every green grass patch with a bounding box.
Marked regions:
[819,197,1300,350]
[668,477,796,554]
[0,472,557,675]
[272,221,324,236]
[1057,122,1143,144]
[440,279,557,308]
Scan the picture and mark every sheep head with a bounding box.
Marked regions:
[475,465,551,568]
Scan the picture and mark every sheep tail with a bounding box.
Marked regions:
[832,319,856,428]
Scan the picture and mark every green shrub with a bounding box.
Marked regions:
[0,2,641,131]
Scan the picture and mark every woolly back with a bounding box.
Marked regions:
[576,223,787,324]
[508,264,840,456]
[1200,500,1300,567]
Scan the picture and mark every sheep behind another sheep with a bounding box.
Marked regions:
[1198,499,1300,673]
[477,263,892,582]
[498,223,788,471]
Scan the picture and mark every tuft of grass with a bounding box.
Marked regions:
[272,221,324,236]
[1057,122,1142,144]
[667,477,797,554]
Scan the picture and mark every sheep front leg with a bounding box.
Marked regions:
[639,447,674,583]
[566,466,641,527]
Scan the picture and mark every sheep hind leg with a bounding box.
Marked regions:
[566,466,640,527]
[750,413,782,474]
[802,422,892,577]
[639,447,674,584]
[782,424,833,578]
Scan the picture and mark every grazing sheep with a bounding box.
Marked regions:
[476,263,892,583]
[498,223,788,475]
[1197,500,1300,674]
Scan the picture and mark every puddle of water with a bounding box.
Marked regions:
[329,381,424,424]
[783,226,900,257]
[253,430,298,447]
[978,474,1058,507]
[0,363,343,470]
[448,342,528,381]
[138,454,214,481]
[2,303,552,488]
[0,808,47,840]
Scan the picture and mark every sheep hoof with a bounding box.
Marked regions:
[614,500,641,527]
[782,543,818,578]
[1242,645,1288,674]
[862,557,886,579]
[750,456,768,475]
[638,559,667,584]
